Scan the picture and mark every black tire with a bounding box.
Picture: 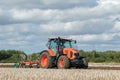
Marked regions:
[57,55,70,69]
[82,58,88,69]
[29,65,32,68]
[36,63,40,68]
[21,64,26,68]
[39,51,53,68]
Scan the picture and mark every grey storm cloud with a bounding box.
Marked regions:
[0,0,120,53]
[0,0,98,9]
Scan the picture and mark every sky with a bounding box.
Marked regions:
[0,0,120,54]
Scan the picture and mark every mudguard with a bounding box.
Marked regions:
[40,49,55,56]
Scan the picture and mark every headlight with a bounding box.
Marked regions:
[74,52,79,57]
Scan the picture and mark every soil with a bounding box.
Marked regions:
[0,63,120,70]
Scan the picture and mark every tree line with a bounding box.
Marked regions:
[80,50,120,63]
[0,50,26,63]
[0,50,120,63]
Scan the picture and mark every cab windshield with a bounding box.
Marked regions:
[48,39,78,50]
[61,40,77,50]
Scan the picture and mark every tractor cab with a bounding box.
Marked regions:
[47,37,78,55]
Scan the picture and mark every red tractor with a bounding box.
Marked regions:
[39,37,88,69]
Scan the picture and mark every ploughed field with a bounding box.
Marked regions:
[0,68,120,80]
[1,63,120,70]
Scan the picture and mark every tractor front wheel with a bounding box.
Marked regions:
[82,58,88,69]
[57,55,70,69]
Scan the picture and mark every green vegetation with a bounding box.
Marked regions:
[22,50,120,63]
[80,50,120,63]
[29,52,41,61]
[0,50,26,63]
[0,50,120,63]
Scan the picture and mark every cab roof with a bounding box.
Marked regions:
[49,37,73,41]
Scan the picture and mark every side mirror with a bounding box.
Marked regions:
[75,40,77,43]
[46,42,50,49]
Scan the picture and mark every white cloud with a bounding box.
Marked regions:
[91,0,120,17]
[98,0,120,6]
[1,0,119,25]
[69,33,115,42]
[111,22,120,32]
[41,19,113,35]
[8,40,28,45]
[0,0,120,53]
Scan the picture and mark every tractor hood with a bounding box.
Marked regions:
[62,48,79,60]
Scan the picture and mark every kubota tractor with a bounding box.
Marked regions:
[39,37,88,69]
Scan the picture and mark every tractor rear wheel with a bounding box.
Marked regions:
[39,51,53,68]
[82,58,88,69]
[57,55,70,69]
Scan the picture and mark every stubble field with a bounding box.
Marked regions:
[0,68,120,80]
